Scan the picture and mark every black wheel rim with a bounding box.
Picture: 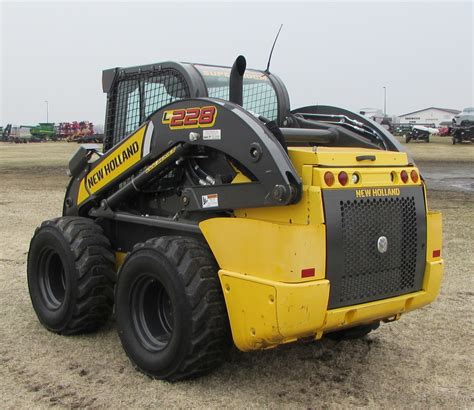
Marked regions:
[38,247,66,309]
[131,275,174,352]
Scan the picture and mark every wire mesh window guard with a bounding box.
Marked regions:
[105,69,190,149]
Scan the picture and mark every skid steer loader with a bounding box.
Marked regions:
[27,56,444,381]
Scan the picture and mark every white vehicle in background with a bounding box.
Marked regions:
[9,125,34,143]
[405,125,439,143]
[453,107,474,126]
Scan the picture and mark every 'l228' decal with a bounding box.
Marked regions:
[162,106,217,129]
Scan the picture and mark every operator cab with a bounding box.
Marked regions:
[101,61,289,151]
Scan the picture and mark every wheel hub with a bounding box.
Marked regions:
[131,275,174,352]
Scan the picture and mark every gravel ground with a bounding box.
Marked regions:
[0,140,472,408]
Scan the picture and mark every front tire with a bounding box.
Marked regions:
[27,217,115,334]
[115,236,231,381]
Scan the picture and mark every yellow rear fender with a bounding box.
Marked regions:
[199,217,326,283]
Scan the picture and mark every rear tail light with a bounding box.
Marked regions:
[338,171,348,186]
[433,249,441,258]
[410,170,419,183]
[324,171,335,186]
[400,170,408,183]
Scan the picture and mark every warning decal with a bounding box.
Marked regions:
[203,129,221,140]
[202,193,219,208]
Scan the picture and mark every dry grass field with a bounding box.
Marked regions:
[0,138,473,408]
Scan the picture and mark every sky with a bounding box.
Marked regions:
[1,0,473,126]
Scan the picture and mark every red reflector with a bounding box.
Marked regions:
[433,249,441,258]
[324,171,335,187]
[301,268,315,278]
[338,171,348,186]
[400,170,408,183]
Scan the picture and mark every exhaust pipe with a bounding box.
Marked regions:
[229,55,246,106]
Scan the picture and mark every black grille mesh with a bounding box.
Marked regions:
[104,69,190,150]
[338,196,418,305]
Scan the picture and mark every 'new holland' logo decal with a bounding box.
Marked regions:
[77,123,151,205]
[87,142,139,189]
[355,188,401,198]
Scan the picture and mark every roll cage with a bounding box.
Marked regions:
[102,61,290,151]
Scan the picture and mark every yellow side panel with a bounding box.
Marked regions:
[77,124,148,205]
[234,185,324,226]
[219,272,280,351]
[200,217,326,282]
[219,271,329,351]
[276,277,329,338]
[287,146,408,168]
[426,211,443,262]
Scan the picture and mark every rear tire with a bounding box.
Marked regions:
[115,236,231,381]
[326,322,380,341]
[27,217,115,334]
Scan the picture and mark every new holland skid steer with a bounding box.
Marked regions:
[27,56,444,381]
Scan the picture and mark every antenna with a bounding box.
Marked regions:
[265,24,283,73]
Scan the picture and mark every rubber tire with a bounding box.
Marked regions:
[405,135,411,143]
[27,217,115,334]
[326,322,380,341]
[452,137,456,145]
[115,236,231,381]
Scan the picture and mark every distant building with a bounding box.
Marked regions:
[398,107,461,127]
[359,108,384,122]
[359,108,396,131]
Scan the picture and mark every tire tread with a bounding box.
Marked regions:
[36,217,115,335]
[126,236,230,381]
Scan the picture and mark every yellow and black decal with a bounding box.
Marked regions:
[162,106,217,129]
[145,146,178,174]
[77,123,152,204]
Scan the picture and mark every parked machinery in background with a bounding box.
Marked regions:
[450,108,474,144]
[437,121,452,137]
[405,125,438,143]
[1,124,12,142]
[58,121,103,143]
[392,124,411,137]
[451,124,474,144]
[453,107,474,126]
[30,123,57,141]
